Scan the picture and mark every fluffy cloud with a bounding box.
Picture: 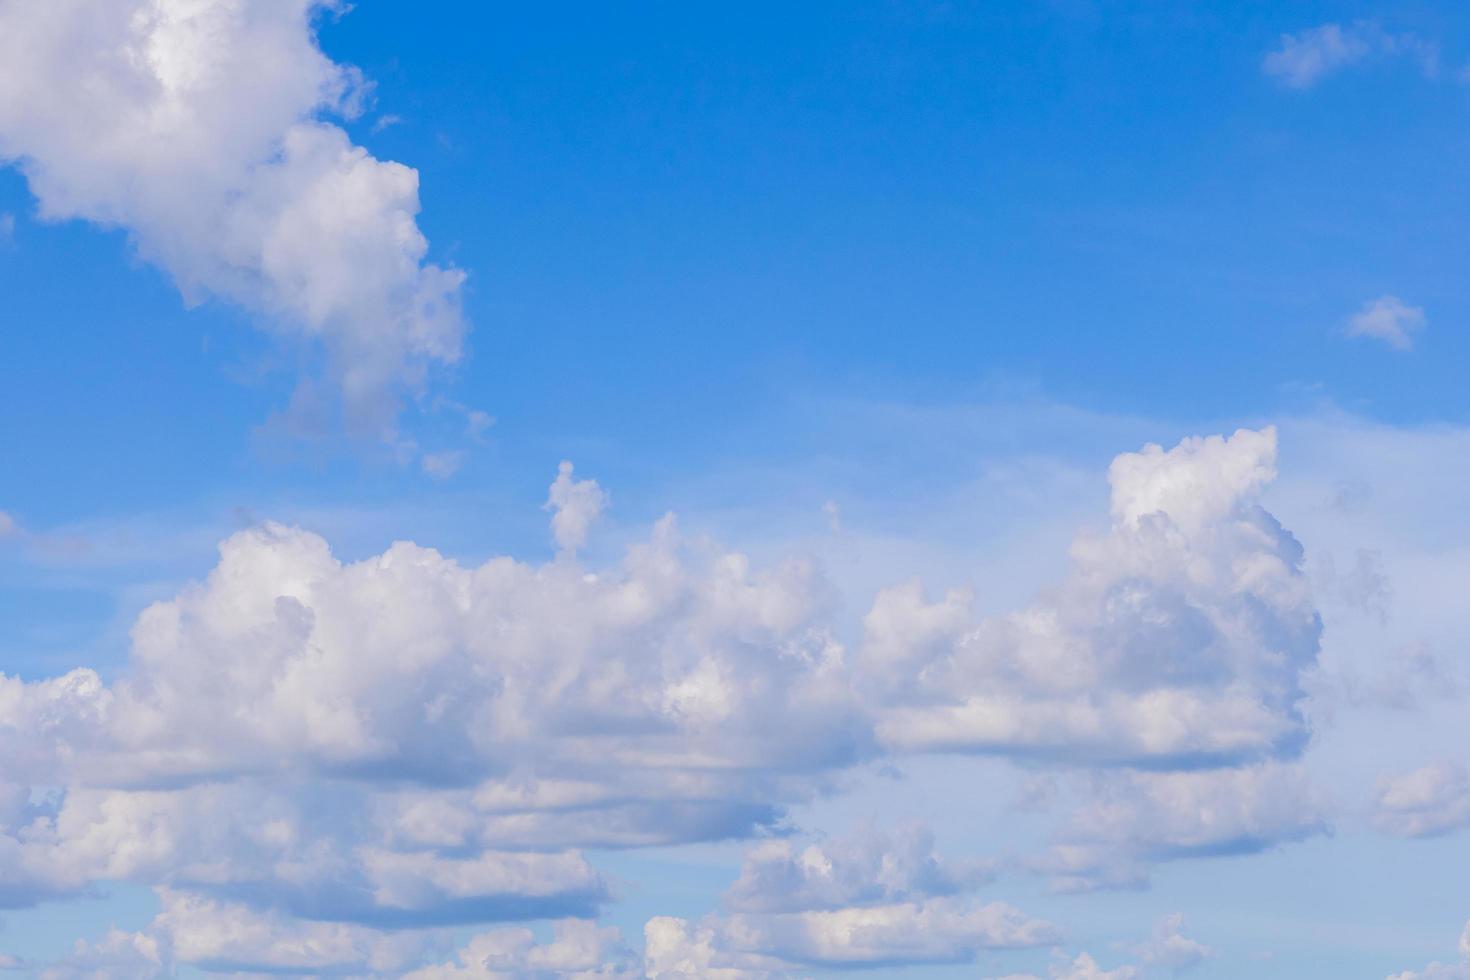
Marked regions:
[650,825,1056,972]
[1373,762,1470,838]
[0,430,1333,958]
[41,927,166,980]
[0,0,465,433]
[723,823,991,913]
[404,919,638,979]
[546,461,610,556]
[0,463,866,925]
[45,892,639,979]
[993,914,1209,979]
[865,428,1321,770]
[644,917,780,980]
[995,952,1139,980]
[1263,23,1437,89]
[1041,764,1328,891]
[1129,913,1213,972]
[1347,296,1427,351]
[44,888,430,978]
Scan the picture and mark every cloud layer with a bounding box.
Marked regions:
[0,428,1340,971]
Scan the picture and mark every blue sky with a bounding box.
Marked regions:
[3,2,1470,978]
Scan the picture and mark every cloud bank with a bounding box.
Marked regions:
[0,428,1336,971]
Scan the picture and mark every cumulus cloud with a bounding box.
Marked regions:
[0,0,466,435]
[1130,913,1213,972]
[44,892,640,978]
[1346,296,1427,351]
[0,432,1332,957]
[1264,23,1438,89]
[993,914,1209,979]
[0,463,865,927]
[404,919,638,979]
[1041,764,1328,891]
[996,952,1139,980]
[650,825,1056,971]
[723,823,991,914]
[44,888,431,978]
[1373,762,1470,838]
[545,461,610,555]
[1388,920,1470,980]
[865,427,1322,770]
[41,927,166,980]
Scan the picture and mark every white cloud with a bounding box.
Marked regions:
[723,823,991,914]
[644,916,780,980]
[993,915,1208,980]
[651,824,1056,971]
[1041,764,1328,891]
[1373,762,1470,838]
[865,427,1322,770]
[0,432,1335,951]
[405,919,639,979]
[40,926,166,980]
[1264,23,1438,89]
[995,952,1138,980]
[0,510,16,537]
[1347,296,1426,351]
[421,450,466,481]
[1130,913,1213,972]
[0,463,864,923]
[0,0,465,435]
[546,461,610,555]
[42,888,431,977]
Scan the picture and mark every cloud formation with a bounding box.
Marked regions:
[1041,764,1327,891]
[1373,762,1470,839]
[1346,296,1427,351]
[546,461,610,556]
[1264,23,1437,89]
[1129,913,1214,972]
[0,429,1334,967]
[0,462,868,935]
[993,914,1210,979]
[995,952,1138,980]
[0,0,465,434]
[865,428,1321,771]
[649,824,1056,973]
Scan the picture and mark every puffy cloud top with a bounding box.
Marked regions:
[866,426,1319,768]
[0,433,1335,967]
[0,0,465,432]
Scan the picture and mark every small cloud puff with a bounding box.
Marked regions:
[1264,22,1438,89]
[650,824,1056,972]
[1347,295,1427,351]
[545,461,609,554]
[1373,762,1470,839]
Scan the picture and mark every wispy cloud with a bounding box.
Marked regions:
[1346,294,1426,350]
[1264,22,1438,89]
